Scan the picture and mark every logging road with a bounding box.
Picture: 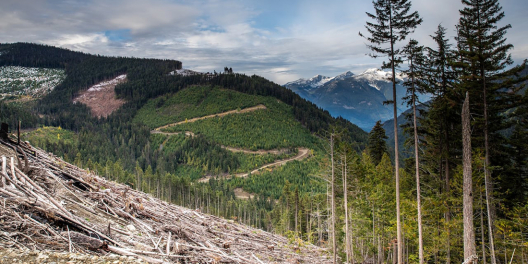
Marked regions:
[150,105,311,183]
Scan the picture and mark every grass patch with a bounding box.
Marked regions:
[24,126,77,146]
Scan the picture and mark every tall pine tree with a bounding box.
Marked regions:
[402,39,426,264]
[424,24,460,263]
[360,1,422,262]
[456,1,526,262]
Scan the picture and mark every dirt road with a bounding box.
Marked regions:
[150,105,311,184]
[198,147,310,183]
[154,104,267,131]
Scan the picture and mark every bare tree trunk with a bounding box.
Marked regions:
[393,241,397,264]
[136,171,141,191]
[330,134,337,263]
[462,92,477,262]
[389,23,403,264]
[351,214,355,264]
[343,153,350,263]
[475,4,497,262]
[317,203,322,246]
[378,236,382,264]
[480,187,487,264]
[295,191,299,236]
[483,80,497,264]
[411,72,424,264]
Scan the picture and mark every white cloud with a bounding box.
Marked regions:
[0,0,526,84]
[51,33,108,46]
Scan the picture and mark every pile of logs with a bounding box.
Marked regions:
[0,139,332,263]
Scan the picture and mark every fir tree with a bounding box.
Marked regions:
[360,1,422,261]
[367,120,389,165]
[456,1,526,262]
[422,24,460,263]
[402,39,426,264]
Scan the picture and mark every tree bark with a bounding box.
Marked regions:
[462,92,477,262]
[411,58,424,264]
[343,153,350,263]
[480,186,487,264]
[330,134,337,263]
[388,4,403,261]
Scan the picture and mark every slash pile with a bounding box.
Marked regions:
[0,138,332,263]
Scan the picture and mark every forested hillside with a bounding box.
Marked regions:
[0,42,371,259]
[2,1,528,259]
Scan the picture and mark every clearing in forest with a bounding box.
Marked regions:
[149,105,312,183]
[73,74,127,118]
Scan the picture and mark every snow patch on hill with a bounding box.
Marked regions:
[169,69,202,76]
[87,74,126,92]
[0,66,65,97]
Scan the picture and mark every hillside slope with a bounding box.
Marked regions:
[0,43,368,247]
[0,138,332,263]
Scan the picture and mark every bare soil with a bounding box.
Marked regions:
[73,75,127,118]
[234,188,255,200]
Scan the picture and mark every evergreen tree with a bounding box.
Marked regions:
[402,39,426,264]
[360,1,422,261]
[421,24,460,263]
[456,1,526,262]
[367,120,388,165]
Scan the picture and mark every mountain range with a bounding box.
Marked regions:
[285,68,430,130]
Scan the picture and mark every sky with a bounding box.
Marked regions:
[1,0,527,84]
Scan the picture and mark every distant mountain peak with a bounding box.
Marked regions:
[284,68,424,130]
[284,71,355,88]
[284,74,333,89]
[335,71,354,80]
[354,68,405,87]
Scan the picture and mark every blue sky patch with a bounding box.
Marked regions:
[104,29,131,42]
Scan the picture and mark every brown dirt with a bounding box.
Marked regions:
[234,188,255,200]
[222,146,290,155]
[198,148,311,183]
[73,76,127,118]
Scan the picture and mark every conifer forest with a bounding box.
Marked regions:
[1,0,527,263]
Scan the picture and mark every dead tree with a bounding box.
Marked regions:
[462,92,477,263]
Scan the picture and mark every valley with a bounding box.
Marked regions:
[0,37,526,264]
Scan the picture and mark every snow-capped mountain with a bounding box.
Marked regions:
[285,71,354,90]
[285,68,428,131]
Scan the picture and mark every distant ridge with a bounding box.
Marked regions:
[285,68,429,130]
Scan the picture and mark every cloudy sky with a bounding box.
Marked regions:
[1,0,527,84]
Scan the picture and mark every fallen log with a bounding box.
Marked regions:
[62,231,107,250]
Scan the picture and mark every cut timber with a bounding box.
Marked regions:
[0,138,333,263]
[61,231,106,250]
